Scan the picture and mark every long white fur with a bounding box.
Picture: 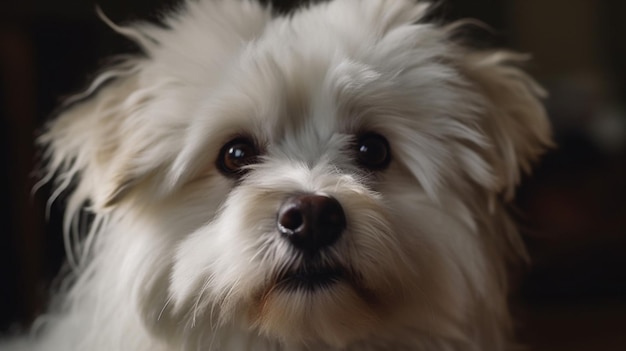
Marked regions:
[2,0,551,350]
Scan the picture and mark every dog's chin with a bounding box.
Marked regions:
[248,262,382,346]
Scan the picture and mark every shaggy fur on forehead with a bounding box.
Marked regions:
[3,0,552,350]
[41,0,550,212]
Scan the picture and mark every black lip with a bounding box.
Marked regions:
[275,265,345,292]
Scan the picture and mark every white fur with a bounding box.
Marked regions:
[3,0,551,350]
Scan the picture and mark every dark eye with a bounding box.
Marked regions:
[217,137,259,177]
[356,133,391,170]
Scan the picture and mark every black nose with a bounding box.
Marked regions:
[277,194,346,254]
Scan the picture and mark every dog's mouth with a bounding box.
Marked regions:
[274,265,346,292]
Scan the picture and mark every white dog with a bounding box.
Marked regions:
[3,0,551,350]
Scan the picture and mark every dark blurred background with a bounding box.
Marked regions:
[1,0,625,350]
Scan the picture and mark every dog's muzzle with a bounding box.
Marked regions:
[277,194,346,256]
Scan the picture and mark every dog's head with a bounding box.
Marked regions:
[43,0,551,348]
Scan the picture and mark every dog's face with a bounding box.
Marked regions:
[43,0,551,348]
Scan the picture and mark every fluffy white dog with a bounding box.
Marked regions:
[3,0,552,350]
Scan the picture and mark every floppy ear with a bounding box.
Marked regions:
[40,61,154,212]
[459,51,553,199]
